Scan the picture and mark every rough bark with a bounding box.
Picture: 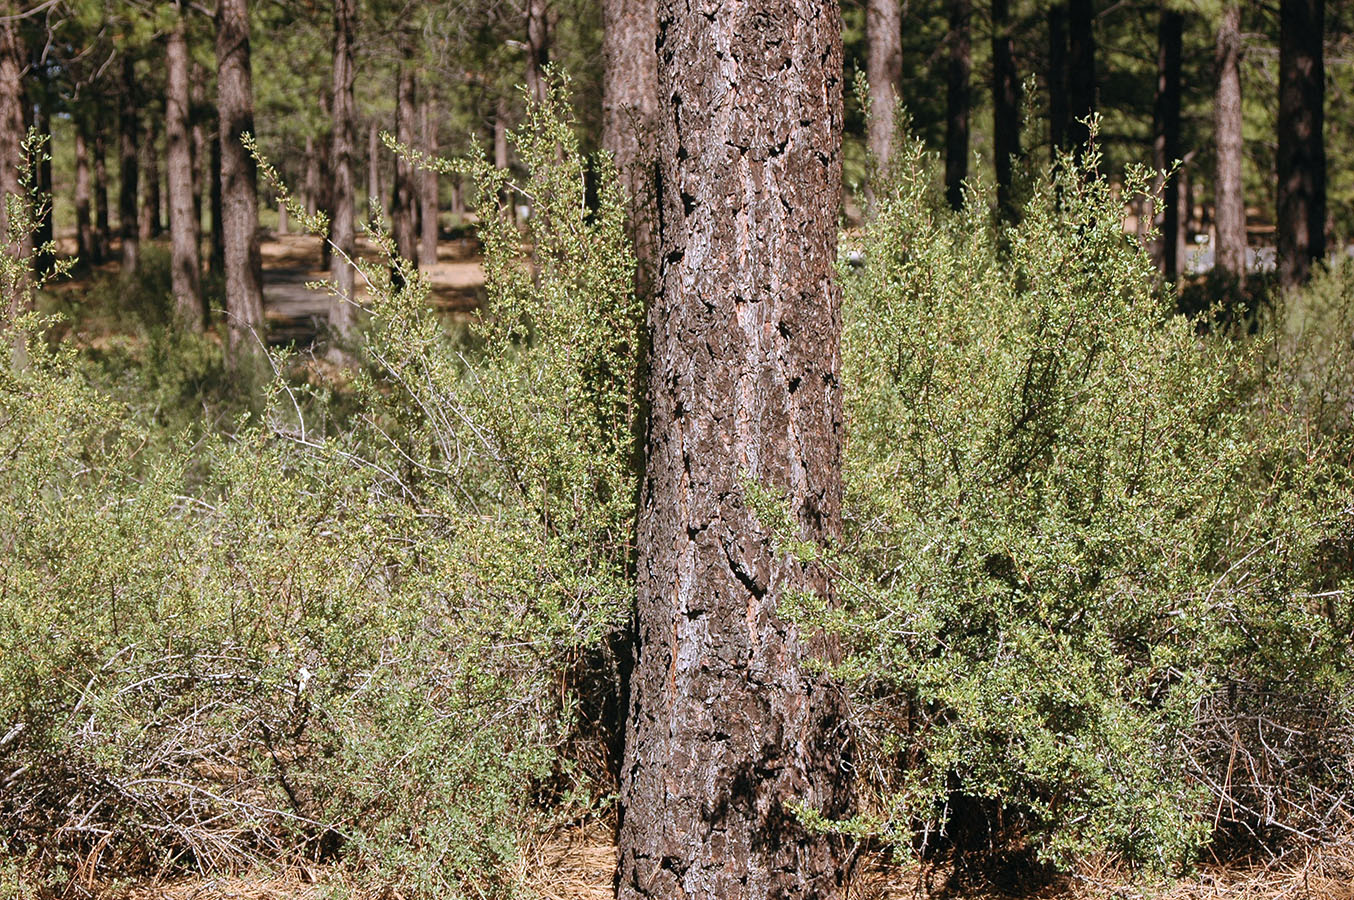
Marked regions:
[391,61,418,266]
[945,0,971,210]
[330,0,357,331]
[1048,2,1068,157]
[167,3,204,329]
[866,0,902,172]
[526,0,550,105]
[602,0,659,289]
[616,2,852,898]
[419,94,438,267]
[216,0,265,355]
[93,116,110,264]
[1067,0,1096,155]
[1214,3,1246,287]
[118,55,140,274]
[75,116,93,260]
[992,0,1021,216]
[1277,0,1325,289]
[1153,8,1184,280]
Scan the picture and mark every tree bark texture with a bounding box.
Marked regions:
[167,3,204,329]
[74,115,93,261]
[119,55,140,274]
[1154,8,1184,280]
[216,0,265,354]
[526,0,551,105]
[1214,3,1245,287]
[866,0,902,172]
[1048,2,1068,158]
[945,0,971,211]
[992,0,1021,216]
[1277,0,1325,289]
[391,62,418,266]
[331,0,357,327]
[1067,0,1096,155]
[420,94,438,268]
[602,0,659,290]
[616,2,852,898]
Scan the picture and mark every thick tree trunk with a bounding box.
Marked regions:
[1067,0,1096,155]
[330,0,357,331]
[75,115,93,261]
[1154,8,1184,280]
[945,0,971,210]
[93,116,110,264]
[992,0,1021,216]
[216,0,265,355]
[419,96,438,268]
[1277,0,1325,289]
[167,3,204,329]
[866,0,902,172]
[1048,2,1068,158]
[616,3,852,898]
[1214,3,1246,287]
[391,62,418,266]
[602,0,659,289]
[526,0,550,105]
[118,55,140,274]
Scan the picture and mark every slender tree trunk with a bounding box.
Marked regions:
[142,113,163,239]
[1048,2,1068,158]
[1154,8,1184,280]
[526,0,550,105]
[209,125,225,276]
[191,73,206,249]
[93,116,110,264]
[167,2,204,329]
[419,95,438,268]
[992,0,1021,217]
[1277,0,1325,289]
[317,90,333,269]
[75,115,93,261]
[216,0,265,355]
[866,0,902,172]
[118,55,140,275]
[1214,3,1246,287]
[451,176,464,220]
[1,0,30,325]
[304,135,319,216]
[602,0,659,293]
[330,0,357,332]
[1067,0,1096,155]
[945,0,971,210]
[617,2,853,898]
[391,61,418,267]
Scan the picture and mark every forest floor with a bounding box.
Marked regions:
[74,828,1354,900]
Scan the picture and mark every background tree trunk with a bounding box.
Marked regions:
[74,116,93,261]
[1214,3,1246,287]
[191,73,206,250]
[602,0,659,290]
[367,120,381,216]
[216,0,265,355]
[141,114,163,240]
[391,61,418,267]
[93,116,110,264]
[1277,0,1325,289]
[1,0,29,319]
[1048,2,1068,158]
[330,0,357,332]
[419,94,438,268]
[118,55,140,274]
[945,0,971,210]
[305,135,319,217]
[1067,0,1096,155]
[209,125,225,276]
[866,0,902,172]
[1154,8,1184,280]
[167,3,204,329]
[616,2,853,898]
[526,0,550,105]
[992,0,1021,216]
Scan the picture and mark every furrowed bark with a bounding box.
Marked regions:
[1214,3,1246,287]
[167,2,204,329]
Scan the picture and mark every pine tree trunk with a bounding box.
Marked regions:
[1214,3,1246,287]
[945,0,971,211]
[866,0,902,172]
[616,3,853,897]
[216,0,265,355]
[1048,2,1068,158]
[191,73,206,247]
[330,0,357,330]
[526,0,550,105]
[142,114,163,240]
[75,115,94,261]
[1154,8,1184,280]
[1277,0,1325,289]
[602,0,659,290]
[118,55,140,274]
[167,3,204,329]
[419,95,438,268]
[93,116,110,264]
[992,0,1021,216]
[209,126,225,276]
[1067,0,1096,155]
[391,62,418,266]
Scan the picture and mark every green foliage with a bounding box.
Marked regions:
[829,136,1353,870]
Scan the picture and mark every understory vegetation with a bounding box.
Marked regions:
[2,102,1352,897]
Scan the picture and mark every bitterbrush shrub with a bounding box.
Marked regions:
[0,83,638,898]
[823,134,1354,870]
